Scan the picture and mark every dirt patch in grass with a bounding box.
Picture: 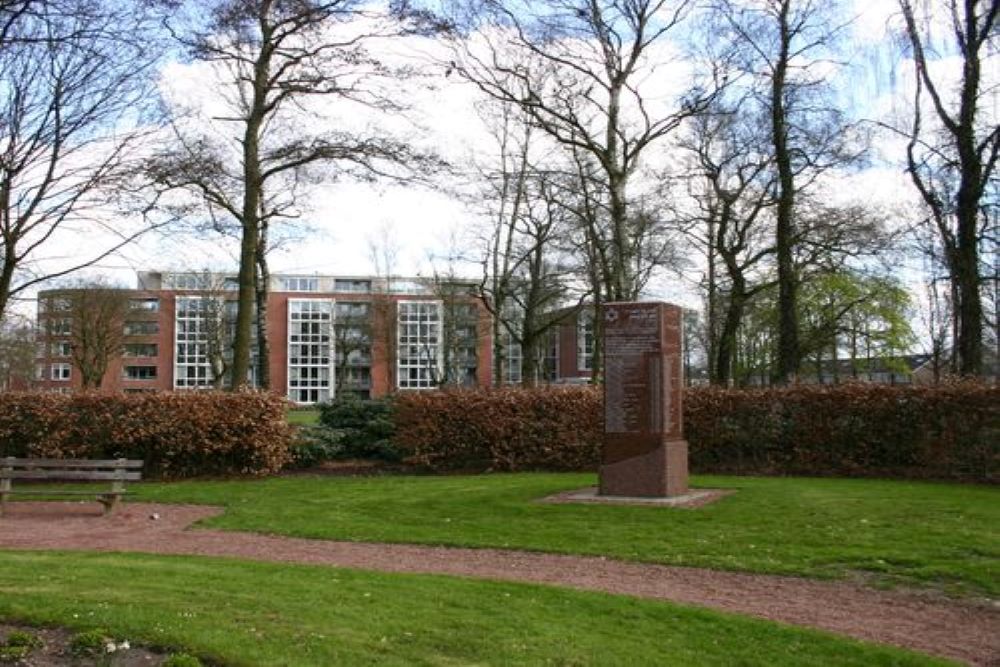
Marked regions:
[0,622,177,666]
[2,501,998,666]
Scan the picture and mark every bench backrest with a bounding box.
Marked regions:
[0,458,143,481]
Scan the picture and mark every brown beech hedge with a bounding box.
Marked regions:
[0,392,293,478]
[394,386,603,472]
[393,383,998,482]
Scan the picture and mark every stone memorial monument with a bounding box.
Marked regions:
[600,301,689,497]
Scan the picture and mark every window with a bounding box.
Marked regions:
[336,348,371,366]
[504,333,522,385]
[166,274,209,290]
[281,277,319,292]
[287,299,334,404]
[174,297,216,389]
[51,341,72,357]
[123,343,158,357]
[397,301,441,389]
[129,298,159,312]
[335,301,370,319]
[577,311,595,372]
[389,279,427,294]
[123,365,157,380]
[339,366,371,388]
[124,321,159,336]
[51,363,71,381]
[334,279,371,293]
[49,318,71,335]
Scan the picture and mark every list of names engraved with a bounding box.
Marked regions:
[603,304,662,434]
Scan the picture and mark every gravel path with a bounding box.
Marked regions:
[2,502,997,666]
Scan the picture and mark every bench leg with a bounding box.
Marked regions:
[98,494,121,516]
[0,492,6,517]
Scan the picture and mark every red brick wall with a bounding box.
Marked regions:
[37,287,495,400]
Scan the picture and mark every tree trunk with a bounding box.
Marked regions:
[771,0,799,385]
[715,292,746,385]
[0,236,15,324]
[229,19,271,391]
[254,218,271,390]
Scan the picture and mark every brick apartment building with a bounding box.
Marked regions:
[35,271,500,403]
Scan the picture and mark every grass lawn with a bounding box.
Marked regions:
[134,473,1000,598]
[0,551,950,666]
[286,409,320,425]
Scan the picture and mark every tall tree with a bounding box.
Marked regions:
[0,0,161,323]
[676,100,777,384]
[897,0,998,376]
[447,0,716,301]
[151,0,436,389]
[710,0,861,383]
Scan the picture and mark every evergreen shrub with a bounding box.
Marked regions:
[316,394,400,461]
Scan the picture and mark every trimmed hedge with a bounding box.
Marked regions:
[0,392,293,478]
[392,383,998,482]
[393,386,602,471]
[687,383,998,481]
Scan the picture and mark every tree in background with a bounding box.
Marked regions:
[43,284,131,390]
[896,0,998,376]
[708,0,864,384]
[447,0,717,303]
[0,312,34,391]
[0,0,162,324]
[675,96,777,385]
[798,271,915,381]
[150,0,438,390]
[470,101,582,386]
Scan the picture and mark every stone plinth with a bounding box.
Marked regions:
[600,302,689,497]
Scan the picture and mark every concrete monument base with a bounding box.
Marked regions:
[599,439,689,498]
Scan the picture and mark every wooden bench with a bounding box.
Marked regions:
[0,457,143,516]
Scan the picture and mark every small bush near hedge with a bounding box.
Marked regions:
[391,383,997,482]
[0,392,293,478]
[393,386,602,471]
[314,394,401,462]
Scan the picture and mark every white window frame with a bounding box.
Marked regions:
[281,277,320,292]
[174,296,213,390]
[50,363,71,381]
[287,299,335,404]
[397,300,443,390]
[577,311,595,372]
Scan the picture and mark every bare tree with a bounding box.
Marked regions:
[471,101,581,386]
[447,0,717,301]
[149,0,439,390]
[676,101,777,384]
[0,0,162,324]
[45,283,130,390]
[0,311,34,391]
[896,0,998,376]
[709,0,863,383]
